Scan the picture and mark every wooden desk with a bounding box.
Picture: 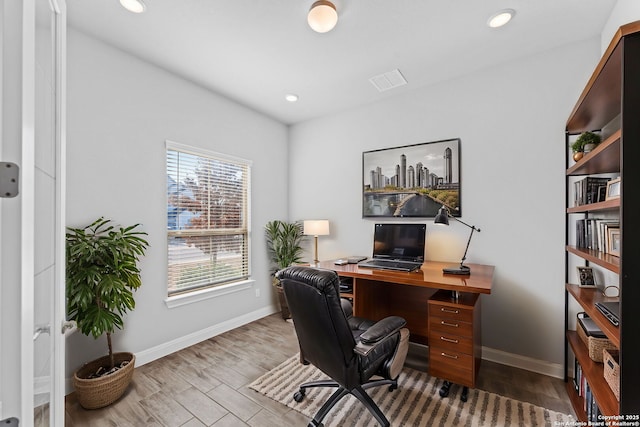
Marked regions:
[317,260,494,392]
[318,261,493,344]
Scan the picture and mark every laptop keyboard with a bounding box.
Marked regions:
[359,259,421,272]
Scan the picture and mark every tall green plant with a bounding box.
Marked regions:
[66,217,149,369]
[265,220,304,274]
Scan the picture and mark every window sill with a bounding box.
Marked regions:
[164,279,255,309]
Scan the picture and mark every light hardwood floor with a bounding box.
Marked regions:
[65,313,575,426]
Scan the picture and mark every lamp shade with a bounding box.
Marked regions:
[434,206,450,226]
[119,0,146,13]
[303,220,330,236]
[307,1,338,33]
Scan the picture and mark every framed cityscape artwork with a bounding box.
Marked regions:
[362,138,461,218]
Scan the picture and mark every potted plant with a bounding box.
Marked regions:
[571,131,601,161]
[265,220,304,319]
[66,217,149,409]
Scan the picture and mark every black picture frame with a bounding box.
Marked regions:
[577,266,596,287]
[362,138,461,218]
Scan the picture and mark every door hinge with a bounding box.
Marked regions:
[0,162,19,198]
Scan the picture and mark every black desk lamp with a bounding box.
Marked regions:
[434,205,481,275]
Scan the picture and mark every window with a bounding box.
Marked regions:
[166,141,251,296]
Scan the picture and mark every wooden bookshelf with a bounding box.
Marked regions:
[564,20,640,418]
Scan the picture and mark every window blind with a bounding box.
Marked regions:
[166,144,250,296]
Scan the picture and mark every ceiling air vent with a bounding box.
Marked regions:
[369,69,407,92]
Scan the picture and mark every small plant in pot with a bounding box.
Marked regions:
[66,217,149,409]
[571,131,601,161]
[265,220,304,319]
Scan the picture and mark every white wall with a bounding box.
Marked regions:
[601,0,640,53]
[65,30,289,378]
[288,37,602,369]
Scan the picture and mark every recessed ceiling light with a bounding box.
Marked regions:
[120,0,146,14]
[487,9,515,28]
[285,94,299,102]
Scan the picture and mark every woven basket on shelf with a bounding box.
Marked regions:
[577,321,617,362]
[73,352,135,409]
[603,348,620,401]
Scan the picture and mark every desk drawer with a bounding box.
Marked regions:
[429,348,474,387]
[429,303,473,323]
[429,316,473,338]
[429,331,473,354]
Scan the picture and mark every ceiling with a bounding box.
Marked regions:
[66,0,617,125]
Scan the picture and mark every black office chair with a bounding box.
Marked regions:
[277,266,410,427]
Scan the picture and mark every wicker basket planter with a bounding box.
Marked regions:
[73,352,135,409]
[273,278,291,320]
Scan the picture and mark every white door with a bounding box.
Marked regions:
[0,1,67,426]
[33,1,67,426]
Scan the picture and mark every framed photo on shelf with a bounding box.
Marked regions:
[577,266,596,287]
[608,228,621,257]
[605,177,621,200]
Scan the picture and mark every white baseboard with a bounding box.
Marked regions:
[134,304,279,366]
[65,304,280,394]
[482,346,564,379]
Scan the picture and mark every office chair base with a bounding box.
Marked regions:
[295,378,398,427]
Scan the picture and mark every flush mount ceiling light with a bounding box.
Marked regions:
[308,1,338,33]
[487,9,515,28]
[120,0,146,13]
[285,94,299,102]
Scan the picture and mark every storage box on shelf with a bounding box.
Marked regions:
[564,20,640,419]
[576,314,616,363]
[603,349,620,401]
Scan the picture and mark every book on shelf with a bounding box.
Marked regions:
[575,219,619,252]
[574,177,611,206]
[574,359,603,423]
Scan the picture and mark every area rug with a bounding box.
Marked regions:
[249,354,574,427]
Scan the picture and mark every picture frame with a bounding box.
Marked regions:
[605,177,621,200]
[577,266,596,287]
[362,138,461,218]
[608,227,621,257]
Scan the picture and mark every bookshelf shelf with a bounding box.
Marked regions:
[565,246,620,274]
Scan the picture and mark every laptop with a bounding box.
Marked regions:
[358,223,426,272]
[595,301,620,326]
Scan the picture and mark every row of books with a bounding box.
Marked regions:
[574,177,610,206]
[574,359,603,422]
[576,219,619,254]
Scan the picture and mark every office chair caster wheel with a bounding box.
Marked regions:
[294,390,306,402]
[460,386,468,402]
[439,381,451,398]
[389,384,397,392]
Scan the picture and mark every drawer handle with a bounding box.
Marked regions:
[440,321,459,328]
[441,352,458,360]
[441,308,460,314]
[440,336,459,344]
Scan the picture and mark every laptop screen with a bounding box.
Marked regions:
[372,223,426,262]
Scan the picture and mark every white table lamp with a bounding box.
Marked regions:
[303,220,330,265]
